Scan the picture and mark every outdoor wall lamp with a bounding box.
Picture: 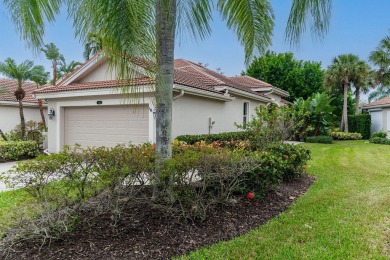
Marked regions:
[48,108,55,120]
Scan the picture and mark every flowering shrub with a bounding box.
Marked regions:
[0,141,40,161]
[330,131,362,140]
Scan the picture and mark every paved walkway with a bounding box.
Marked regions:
[0,161,17,192]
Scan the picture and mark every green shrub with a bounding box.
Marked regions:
[0,141,40,161]
[371,131,387,139]
[369,137,388,144]
[7,120,45,144]
[330,131,362,140]
[348,114,371,139]
[306,135,333,144]
[176,131,251,145]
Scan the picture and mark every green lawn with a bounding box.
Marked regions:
[181,141,390,259]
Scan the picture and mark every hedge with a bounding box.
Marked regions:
[330,131,362,140]
[176,131,251,144]
[371,131,387,139]
[369,137,390,145]
[0,141,40,161]
[306,135,333,144]
[348,114,371,139]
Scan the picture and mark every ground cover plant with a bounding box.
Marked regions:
[305,135,333,144]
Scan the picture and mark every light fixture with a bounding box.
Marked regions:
[48,108,55,120]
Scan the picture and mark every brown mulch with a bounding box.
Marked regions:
[2,174,314,260]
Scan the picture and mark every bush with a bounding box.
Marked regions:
[348,114,371,139]
[369,137,390,144]
[330,131,362,140]
[371,131,387,139]
[7,120,45,144]
[306,135,333,144]
[0,141,40,161]
[176,131,250,145]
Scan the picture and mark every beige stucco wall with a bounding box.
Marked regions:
[0,104,47,133]
[172,94,266,137]
[382,108,390,138]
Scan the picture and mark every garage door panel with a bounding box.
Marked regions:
[64,105,149,148]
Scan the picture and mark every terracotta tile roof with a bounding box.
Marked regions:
[0,78,39,103]
[363,96,390,108]
[228,75,272,88]
[35,78,154,94]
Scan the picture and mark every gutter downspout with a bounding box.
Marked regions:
[173,90,185,101]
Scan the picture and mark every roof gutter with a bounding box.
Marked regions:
[225,86,271,103]
[173,89,185,101]
[173,84,232,101]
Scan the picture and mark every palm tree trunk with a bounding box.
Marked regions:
[355,87,360,114]
[38,99,47,129]
[18,99,26,139]
[343,81,349,132]
[53,60,57,84]
[154,0,176,193]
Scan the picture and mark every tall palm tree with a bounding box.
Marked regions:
[30,65,50,129]
[4,0,332,162]
[325,54,363,132]
[83,33,103,60]
[369,36,390,86]
[0,58,35,139]
[40,43,65,85]
[59,60,82,77]
[351,61,373,114]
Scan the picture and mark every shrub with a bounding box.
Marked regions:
[306,135,333,144]
[330,131,362,140]
[369,137,389,144]
[176,131,250,145]
[0,141,40,161]
[348,114,371,139]
[7,120,45,144]
[371,131,387,139]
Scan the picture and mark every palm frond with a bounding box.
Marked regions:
[217,0,274,64]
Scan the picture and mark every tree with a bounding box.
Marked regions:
[83,33,103,60]
[59,60,82,77]
[40,43,65,84]
[30,65,50,129]
[4,0,332,180]
[350,61,373,114]
[324,54,371,132]
[0,58,35,139]
[368,84,390,102]
[369,35,390,85]
[244,51,324,101]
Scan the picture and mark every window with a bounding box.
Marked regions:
[243,102,249,126]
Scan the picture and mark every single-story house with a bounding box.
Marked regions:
[0,79,47,133]
[363,96,390,137]
[34,54,289,153]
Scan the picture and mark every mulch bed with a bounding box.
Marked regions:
[2,174,314,260]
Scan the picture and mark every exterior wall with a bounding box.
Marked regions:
[0,104,47,133]
[46,93,155,153]
[172,94,266,137]
[382,108,390,138]
[266,93,283,106]
[78,62,146,83]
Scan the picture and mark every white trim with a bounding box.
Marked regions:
[253,87,289,97]
[225,86,271,103]
[365,105,390,110]
[0,101,47,108]
[173,84,232,101]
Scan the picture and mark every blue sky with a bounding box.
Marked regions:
[0,1,389,92]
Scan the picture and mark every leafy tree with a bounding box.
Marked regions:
[368,84,390,102]
[40,43,65,84]
[0,58,35,138]
[369,35,390,85]
[244,51,324,101]
[324,54,370,132]
[30,65,50,129]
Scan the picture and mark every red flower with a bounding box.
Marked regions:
[283,155,289,159]
[292,153,297,157]
[246,192,255,199]
[304,165,307,170]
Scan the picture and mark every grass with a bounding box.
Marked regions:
[181,141,390,259]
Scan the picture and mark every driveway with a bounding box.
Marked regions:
[0,161,18,192]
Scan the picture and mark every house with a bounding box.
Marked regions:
[363,97,390,137]
[34,54,289,153]
[0,79,47,133]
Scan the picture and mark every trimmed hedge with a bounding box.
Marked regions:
[371,131,387,138]
[176,131,251,145]
[369,137,390,145]
[0,141,40,161]
[348,114,371,139]
[306,135,333,144]
[330,131,362,140]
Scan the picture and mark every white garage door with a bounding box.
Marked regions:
[64,105,149,148]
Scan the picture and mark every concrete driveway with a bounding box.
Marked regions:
[0,161,18,192]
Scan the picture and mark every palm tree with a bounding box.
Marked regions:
[4,0,332,163]
[83,33,103,60]
[369,36,390,85]
[30,65,50,129]
[325,54,362,132]
[351,61,373,114]
[59,60,82,77]
[0,58,35,139]
[368,84,390,102]
[40,43,65,84]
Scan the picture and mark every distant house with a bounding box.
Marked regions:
[0,79,47,133]
[34,54,289,153]
[363,97,390,137]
